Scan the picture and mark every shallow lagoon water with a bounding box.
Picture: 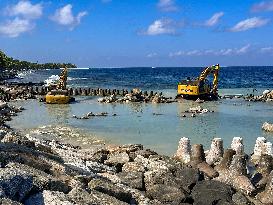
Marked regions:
[8,88,273,156]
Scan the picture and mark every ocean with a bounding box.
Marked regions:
[7,66,273,155]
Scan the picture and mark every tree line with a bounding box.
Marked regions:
[0,50,77,80]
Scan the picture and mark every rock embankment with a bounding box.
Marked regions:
[98,88,176,104]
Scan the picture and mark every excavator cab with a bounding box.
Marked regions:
[177,64,220,100]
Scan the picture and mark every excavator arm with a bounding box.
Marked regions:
[198,64,220,94]
[56,67,68,90]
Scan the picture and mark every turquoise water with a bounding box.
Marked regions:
[8,88,273,156]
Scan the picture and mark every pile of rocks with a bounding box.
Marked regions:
[98,89,176,104]
[0,129,254,205]
[72,112,117,119]
[0,85,37,101]
[181,106,213,117]
[0,101,24,123]
[1,116,273,205]
[245,89,273,102]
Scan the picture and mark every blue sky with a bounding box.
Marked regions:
[0,0,273,67]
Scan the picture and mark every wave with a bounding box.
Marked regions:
[16,70,33,79]
[44,75,59,86]
[61,67,90,70]
[67,77,88,81]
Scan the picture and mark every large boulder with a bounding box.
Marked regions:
[191,180,234,205]
[0,167,33,201]
[146,184,186,204]
[232,192,253,205]
[68,187,129,205]
[25,191,74,205]
[174,167,202,192]
[88,178,132,203]
[144,169,187,203]
[129,149,158,160]
[0,198,22,205]
[118,171,144,190]
[122,162,146,173]
[5,162,51,192]
[104,152,130,172]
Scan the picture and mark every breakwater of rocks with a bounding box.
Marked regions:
[0,84,175,103]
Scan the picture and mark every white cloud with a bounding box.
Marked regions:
[186,50,202,56]
[260,46,273,53]
[236,44,251,54]
[147,52,158,58]
[0,17,34,38]
[251,0,273,12]
[169,44,252,57]
[204,12,224,27]
[51,4,88,30]
[230,17,269,32]
[141,18,182,36]
[6,0,43,19]
[169,50,202,57]
[169,51,184,57]
[157,0,178,12]
[217,48,233,56]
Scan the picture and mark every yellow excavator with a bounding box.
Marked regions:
[45,67,74,104]
[177,64,220,100]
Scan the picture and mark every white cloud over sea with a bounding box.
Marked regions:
[50,4,88,30]
[169,44,251,57]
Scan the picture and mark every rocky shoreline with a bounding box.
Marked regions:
[0,94,272,205]
[0,82,272,204]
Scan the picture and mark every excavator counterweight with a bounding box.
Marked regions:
[177,64,220,100]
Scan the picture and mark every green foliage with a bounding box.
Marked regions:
[0,50,77,71]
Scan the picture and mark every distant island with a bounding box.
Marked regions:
[0,50,77,80]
